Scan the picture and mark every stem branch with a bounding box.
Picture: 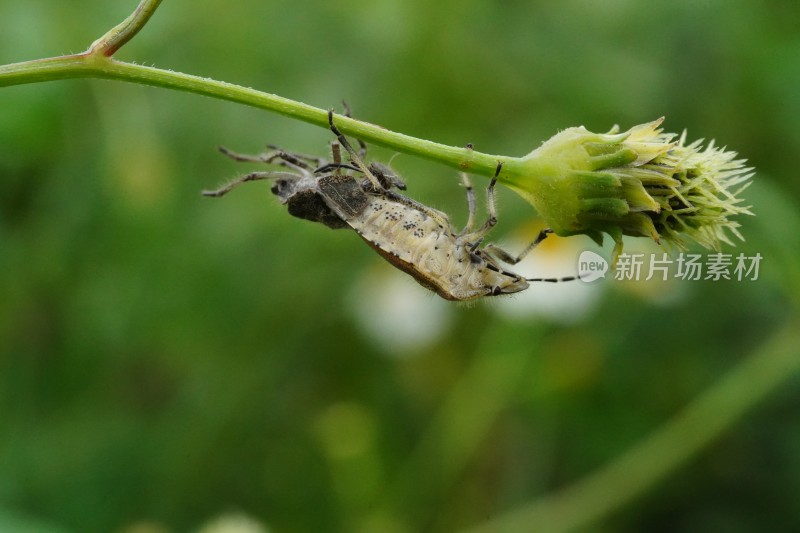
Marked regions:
[89,0,163,56]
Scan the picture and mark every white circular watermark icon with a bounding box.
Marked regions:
[577,251,609,282]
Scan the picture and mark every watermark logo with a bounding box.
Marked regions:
[578,251,762,282]
[578,251,609,283]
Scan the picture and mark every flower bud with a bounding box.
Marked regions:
[502,119,753,257]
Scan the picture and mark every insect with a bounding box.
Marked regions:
[203,110,577,301]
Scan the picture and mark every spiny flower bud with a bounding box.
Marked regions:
[501,118,753,258]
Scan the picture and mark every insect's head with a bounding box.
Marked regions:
[490,277,530,297]
[272,171,350,230]
[474,251,532,298]
[269,174,301,203]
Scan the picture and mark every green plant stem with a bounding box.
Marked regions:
[0,53,507,179]
[89,0,163,56]
[462,318,800,533]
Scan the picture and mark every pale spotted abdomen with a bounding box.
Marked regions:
[348,193,529,300]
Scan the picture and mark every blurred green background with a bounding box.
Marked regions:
[1,1,799,532]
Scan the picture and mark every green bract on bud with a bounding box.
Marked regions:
[501,118,753,257]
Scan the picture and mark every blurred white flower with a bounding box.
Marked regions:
[347,263,453,356]
[195,513,269,533]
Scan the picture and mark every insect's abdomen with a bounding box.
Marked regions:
[348,198,489,300]
[355,198,450,264]
[317,175,524,300]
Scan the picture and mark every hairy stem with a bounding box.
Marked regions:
[0,0,507,179]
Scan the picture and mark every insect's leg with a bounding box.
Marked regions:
[485,164,500,225]
[526,273,579,283]
[219,145,315,172]
[369,162,407,191]
[458,143,478,235]
[468,236,485,253]
[332,107,396,189]
[218,146,272,163]
[330,142,342,166]
[316,142,361,174]
[202,171,291,198]
[265,144,327,168]
[484,228,554,265]
[315,163,362,175]
[266,151,319,171]
[458,172,477,235]
[460,162,502,243]
[341,101,368,159]
[328,110,383,189]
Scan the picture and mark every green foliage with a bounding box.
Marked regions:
[1,1,799,532]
